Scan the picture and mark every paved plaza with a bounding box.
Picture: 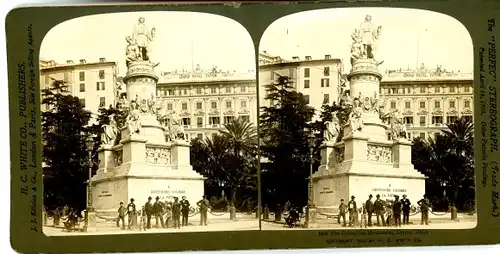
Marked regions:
[43,213,259,236]
[262,213,477,230]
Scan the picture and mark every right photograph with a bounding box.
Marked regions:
[258,7,475,230]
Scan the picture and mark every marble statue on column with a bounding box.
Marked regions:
[348,98,364,134]
[127,100,142,136]
[165,112,185,141]
[355,14,384,65]
[101,116,118,147]
[324,114,340,142]
[390,111,408,140]
[130,17,159,67]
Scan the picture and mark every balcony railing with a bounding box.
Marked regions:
[383,71,473,81]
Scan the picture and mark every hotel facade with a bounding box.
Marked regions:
[379,68,474,140]
[156,71,258,141]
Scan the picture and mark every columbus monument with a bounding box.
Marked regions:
[311,15,426,219]
[91,17,205,218]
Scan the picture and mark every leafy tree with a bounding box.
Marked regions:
[259,75,315,208]
[412,117,475,211]
[42,80,92,215]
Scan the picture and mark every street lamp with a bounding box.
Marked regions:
[86,136,95,212]
[305,131,316,228]
[84,136,96,232]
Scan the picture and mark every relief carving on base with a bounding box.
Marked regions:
[367,144,392,163]
[145,147,171,165]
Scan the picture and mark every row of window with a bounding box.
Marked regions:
[389,99,472,110]
[303,78,330,89]
[406,124,473,140]
[178,115,250,127]
[402,115,472,126]
[157,86,249,97]
[78,70,106,81]
[383,85,471,95]
[163,100,248,111]
[79,82,106,92]
[303,67,331,78]
[303,94,331,104]
[78,97,107,108]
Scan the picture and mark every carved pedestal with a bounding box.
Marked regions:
[90,61,205,218]
[312,58,426,217]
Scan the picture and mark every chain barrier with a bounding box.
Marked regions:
[209,210,227,216]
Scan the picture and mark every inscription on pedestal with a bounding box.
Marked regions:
[145,147,171,165]
[367,145,392,163]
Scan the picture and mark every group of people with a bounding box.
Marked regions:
[338,194,431,227]
[116,195,212,230]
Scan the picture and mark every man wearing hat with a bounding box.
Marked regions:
[392,195,402,227]
[401,194,411,225]
[180,196,191,226]
[373,194,385,226]
[338,199,347,227]
[145,196,154,229]
[347,195,357,227]
[172,197,182,229]
[417,194,431,225]
[153,196,165,228]
[197,195,211,226]
[365,194,374,227]
[127,198,137,229]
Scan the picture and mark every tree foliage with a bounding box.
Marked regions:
[42,80,93,214]
[412,117,475,211]
[259,76,316,208]
[190,117,258,210]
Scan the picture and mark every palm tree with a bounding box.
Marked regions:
[219,117,258,203]
[441,117,474,157]
[219,116,258,156]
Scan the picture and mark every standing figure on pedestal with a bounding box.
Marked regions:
[390,111,408,140]
[359,15,374,58]
[348,99,364,134]
[324,114,340,142]
[101,116,118,147]
[131,16,158,66]
[126,101,142,136]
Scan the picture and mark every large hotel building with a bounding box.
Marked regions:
[40,59,257,140]
[258,52,474,140]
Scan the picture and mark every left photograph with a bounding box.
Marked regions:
[40,11,259,236]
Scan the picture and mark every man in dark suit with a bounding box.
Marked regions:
[401,194,411,225]
[338,199,347,227]
[373,194,385,226]
[392,195,402,227]
[348,196,357,227]
[172,197,182,229]
[417,194,431,225]
[153,196,165,228]
[127,198,137,229]
[145,196,154,229]
[197,195,211,226]
[365,194,374,227]
[180,196,190,226]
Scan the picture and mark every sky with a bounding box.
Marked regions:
[40,11,256,76]
[259,8,474,73]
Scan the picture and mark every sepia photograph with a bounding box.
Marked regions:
[258,8,476,230]
[39,11,259,235]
